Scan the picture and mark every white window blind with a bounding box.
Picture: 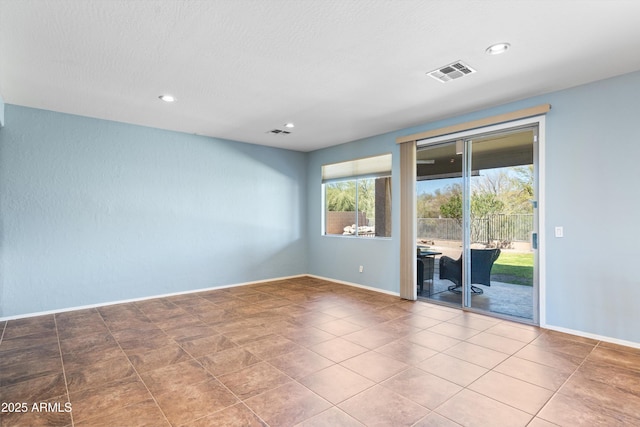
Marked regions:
[322,153,392,182]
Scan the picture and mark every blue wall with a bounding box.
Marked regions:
[307,140,400,293]
[2,70,639,344]
[541,71,639,342]
[0,106,307,316]
[307,70,640,344]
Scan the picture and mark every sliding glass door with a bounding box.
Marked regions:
[416,123,539,323]
[416,140,463,304]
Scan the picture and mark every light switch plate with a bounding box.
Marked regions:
[555,226,564,238]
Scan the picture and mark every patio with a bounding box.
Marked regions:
[418,264,534,321]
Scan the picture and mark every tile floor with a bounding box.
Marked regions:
[1,276,639,426]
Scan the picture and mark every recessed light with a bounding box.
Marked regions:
[284,122,295,128]
[159,94,176,103]
[485,42,510,55]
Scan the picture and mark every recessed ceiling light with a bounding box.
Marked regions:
[284,122,295,128]
[159,94,176,103]
[485,42,510,55]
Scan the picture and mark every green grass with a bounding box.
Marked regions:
[491,252,534,286]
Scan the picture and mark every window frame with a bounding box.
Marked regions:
[321,153,392,239]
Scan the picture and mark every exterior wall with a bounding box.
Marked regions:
[325,211,366,234]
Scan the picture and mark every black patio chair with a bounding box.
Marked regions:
[417,258,424,295]
[439,248,501,294]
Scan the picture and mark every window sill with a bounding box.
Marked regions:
[322,234,392,240]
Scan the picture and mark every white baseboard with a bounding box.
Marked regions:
[542,323,640,349]
[306,274,400,297]
[311,276,639,349]
[0,274,307,321]
[5,275,637,350]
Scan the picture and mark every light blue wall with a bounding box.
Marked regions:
[307,140,400,293]
[0,105,307,317]
[2,71,639,344]
[541,71,639,343]
[0,95,5,127]
[307,70,640,344]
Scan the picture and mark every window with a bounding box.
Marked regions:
[322,154,392,238]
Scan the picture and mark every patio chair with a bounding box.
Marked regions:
[417,256,436,296]
[417,258,425,295]
[439,248,501,295]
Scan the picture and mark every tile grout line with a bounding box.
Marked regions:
[260,349,379,426]
[302,316,440,424]
[191,312,385,424]
[408,319,512,424]
[135,299,272,426]
[95,307,174,427]
[250,327,372,421]
[286,283,557,425]
[460,329,563,425]
[415,329,548,425]
[239,356,335,426]
[8,279,636,426]
[174,353,271,427]
[53,314,75,427]
[414,386,466,427]
[221,322,378,425]
[420,312,502,418]
[527,337,601,425]
[173,337,271,426]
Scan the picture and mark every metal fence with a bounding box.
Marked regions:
[418,214,533,243]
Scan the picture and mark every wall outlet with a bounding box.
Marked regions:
[359,265,363,273]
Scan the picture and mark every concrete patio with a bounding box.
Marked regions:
[418,273,534,321]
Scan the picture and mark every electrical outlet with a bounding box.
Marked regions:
[359,265,364,273]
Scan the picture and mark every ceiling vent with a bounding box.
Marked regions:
[427,61,476,83]
[267,129,291,135]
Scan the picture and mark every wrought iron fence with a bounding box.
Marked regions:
[418,214,533,243]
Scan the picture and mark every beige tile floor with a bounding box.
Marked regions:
[1,276,639,426]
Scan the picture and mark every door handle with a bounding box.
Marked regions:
[531,232,538,250]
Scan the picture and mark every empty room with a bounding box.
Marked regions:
[1,1,639,426]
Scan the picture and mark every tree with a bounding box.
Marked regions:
[437,182,506,243]
[325,181,356,211]
[506,165,534,214]
[439,185,463,222]
[325,179,376,216]
[357,179,375,219]
[438,184,505,221]
[419,166,534,244]
[471,192,505,218]
[417,188,450,218]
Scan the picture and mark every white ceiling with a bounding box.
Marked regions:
[1,0,640,152]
